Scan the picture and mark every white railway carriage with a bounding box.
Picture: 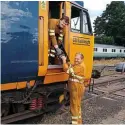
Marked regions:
[94,44,125,58]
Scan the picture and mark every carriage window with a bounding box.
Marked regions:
[71,6,81,33]
[94,48,98,51]
[120,50,122,53]
[103,49,107,52]
[112,49,116,52]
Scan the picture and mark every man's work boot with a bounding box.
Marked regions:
[78,118,83,124]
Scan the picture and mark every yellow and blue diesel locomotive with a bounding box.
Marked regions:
[1,1,94,121]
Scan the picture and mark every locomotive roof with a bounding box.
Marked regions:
[71,1,84,7]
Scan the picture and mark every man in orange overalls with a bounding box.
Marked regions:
[48,16,69,64]
[61,53,86,124]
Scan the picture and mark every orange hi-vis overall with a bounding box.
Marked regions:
[63,62,86,124]
[48,19,65,58]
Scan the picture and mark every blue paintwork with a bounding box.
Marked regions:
[72,1,84,7]
[1,1,39,84]
[75,1,84,7]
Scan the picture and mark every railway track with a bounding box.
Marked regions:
[38,77,125,124]
[1,74,125,124]
[85,75,125,102]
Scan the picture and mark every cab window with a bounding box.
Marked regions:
[71,5,92,34]
[71,6,81,33]
[83,11,91,34]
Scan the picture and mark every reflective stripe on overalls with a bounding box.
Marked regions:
[58,34,63,41]
[72,116,79,124]
[48,49,56,57]
[49,29,55,36]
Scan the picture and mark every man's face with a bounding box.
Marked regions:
[59,19,68,28]
[74,54,83,65]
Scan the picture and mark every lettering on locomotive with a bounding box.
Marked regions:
[73,36,90,46]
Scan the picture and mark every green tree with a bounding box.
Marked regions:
[94,1,125,46]
[95,36,114,45]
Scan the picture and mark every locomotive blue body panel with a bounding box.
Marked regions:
[1,1,39,84]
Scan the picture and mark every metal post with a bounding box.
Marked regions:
[121,63,125,74]
[88,78,91,92]
[92,78,94,92]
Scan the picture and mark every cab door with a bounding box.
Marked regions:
[65,2,94,79]
[44,1,69,84]
[48,1,66,67]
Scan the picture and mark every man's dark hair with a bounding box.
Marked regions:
[60,15,69,24]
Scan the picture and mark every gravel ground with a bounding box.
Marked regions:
[83,95,125,124]
[23,67,125,124]
[25,90,125,124]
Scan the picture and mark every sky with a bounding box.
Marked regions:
[83,0,112,31]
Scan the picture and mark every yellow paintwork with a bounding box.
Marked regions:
[69,33,94,79]
[64,1,94,81]
[64,2,71,55]
[43,1,94,84]
[38,1,48,76]
[44,72,69,84]
[1,81,35,91]
[1,1,94,91]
